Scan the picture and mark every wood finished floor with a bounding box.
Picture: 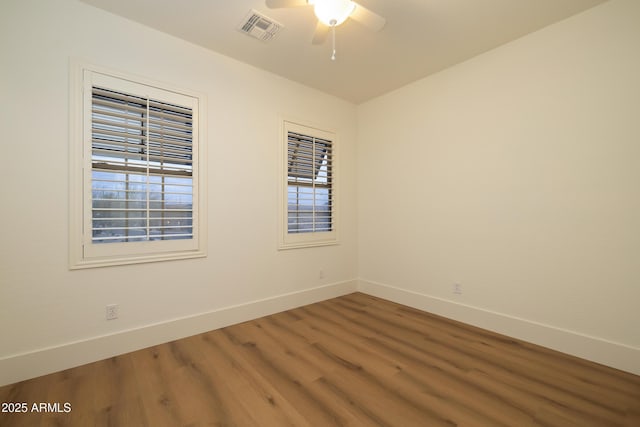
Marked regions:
[1,292,639,427]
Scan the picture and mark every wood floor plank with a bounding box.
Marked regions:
[332,295,639,426]
[133,345,190,427]
[318,367,456,427]
[171,337,259,426]
[369,296,639,399]
[1,292,638,426]
[218,325,355,426]
[333,299,629,423]
[232,320,325,383]
[199,330,315,427]
[296,306,407,379]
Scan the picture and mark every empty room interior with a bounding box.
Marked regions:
[1,0,639,425]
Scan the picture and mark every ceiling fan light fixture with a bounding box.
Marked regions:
[310,0,355,27]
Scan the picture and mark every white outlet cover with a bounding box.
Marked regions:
[106,304,119,320]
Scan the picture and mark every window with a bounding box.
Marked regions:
[280,121,337,249]
[70,64,206,268]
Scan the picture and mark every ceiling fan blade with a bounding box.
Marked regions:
[311,21,329,45]
[350,2,386,32]
[265,0,308,8]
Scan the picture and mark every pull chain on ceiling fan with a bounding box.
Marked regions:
[313,0,353,60]
[266,0,386,60]
[331,24,336,61]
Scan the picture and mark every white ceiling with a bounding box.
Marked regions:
[80,0,607,104]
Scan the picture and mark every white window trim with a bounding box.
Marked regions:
[278,119,338,250]
[69,60,207,269]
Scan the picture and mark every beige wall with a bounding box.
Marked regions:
[357,0,640,373]
[0,0,358,385]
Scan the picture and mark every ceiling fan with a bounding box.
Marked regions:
[266,0,386,60]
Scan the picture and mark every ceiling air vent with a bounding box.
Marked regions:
[238,10,283,42]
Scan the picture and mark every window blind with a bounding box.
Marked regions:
[91,86,194,243]
[287,131,333,233]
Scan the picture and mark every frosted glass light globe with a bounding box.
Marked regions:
[312,0,355,26]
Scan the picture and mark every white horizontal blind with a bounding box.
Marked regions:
[91,86,194,244]
[287,131,333,233]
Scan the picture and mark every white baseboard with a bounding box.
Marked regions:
[0,280,358,387]
[358,279,640,376]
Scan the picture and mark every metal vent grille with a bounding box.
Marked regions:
[238,10,283,42]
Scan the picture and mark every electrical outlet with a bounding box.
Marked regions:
[453,283,463,295]
[106,304,119,320]
[319,269,325,279]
